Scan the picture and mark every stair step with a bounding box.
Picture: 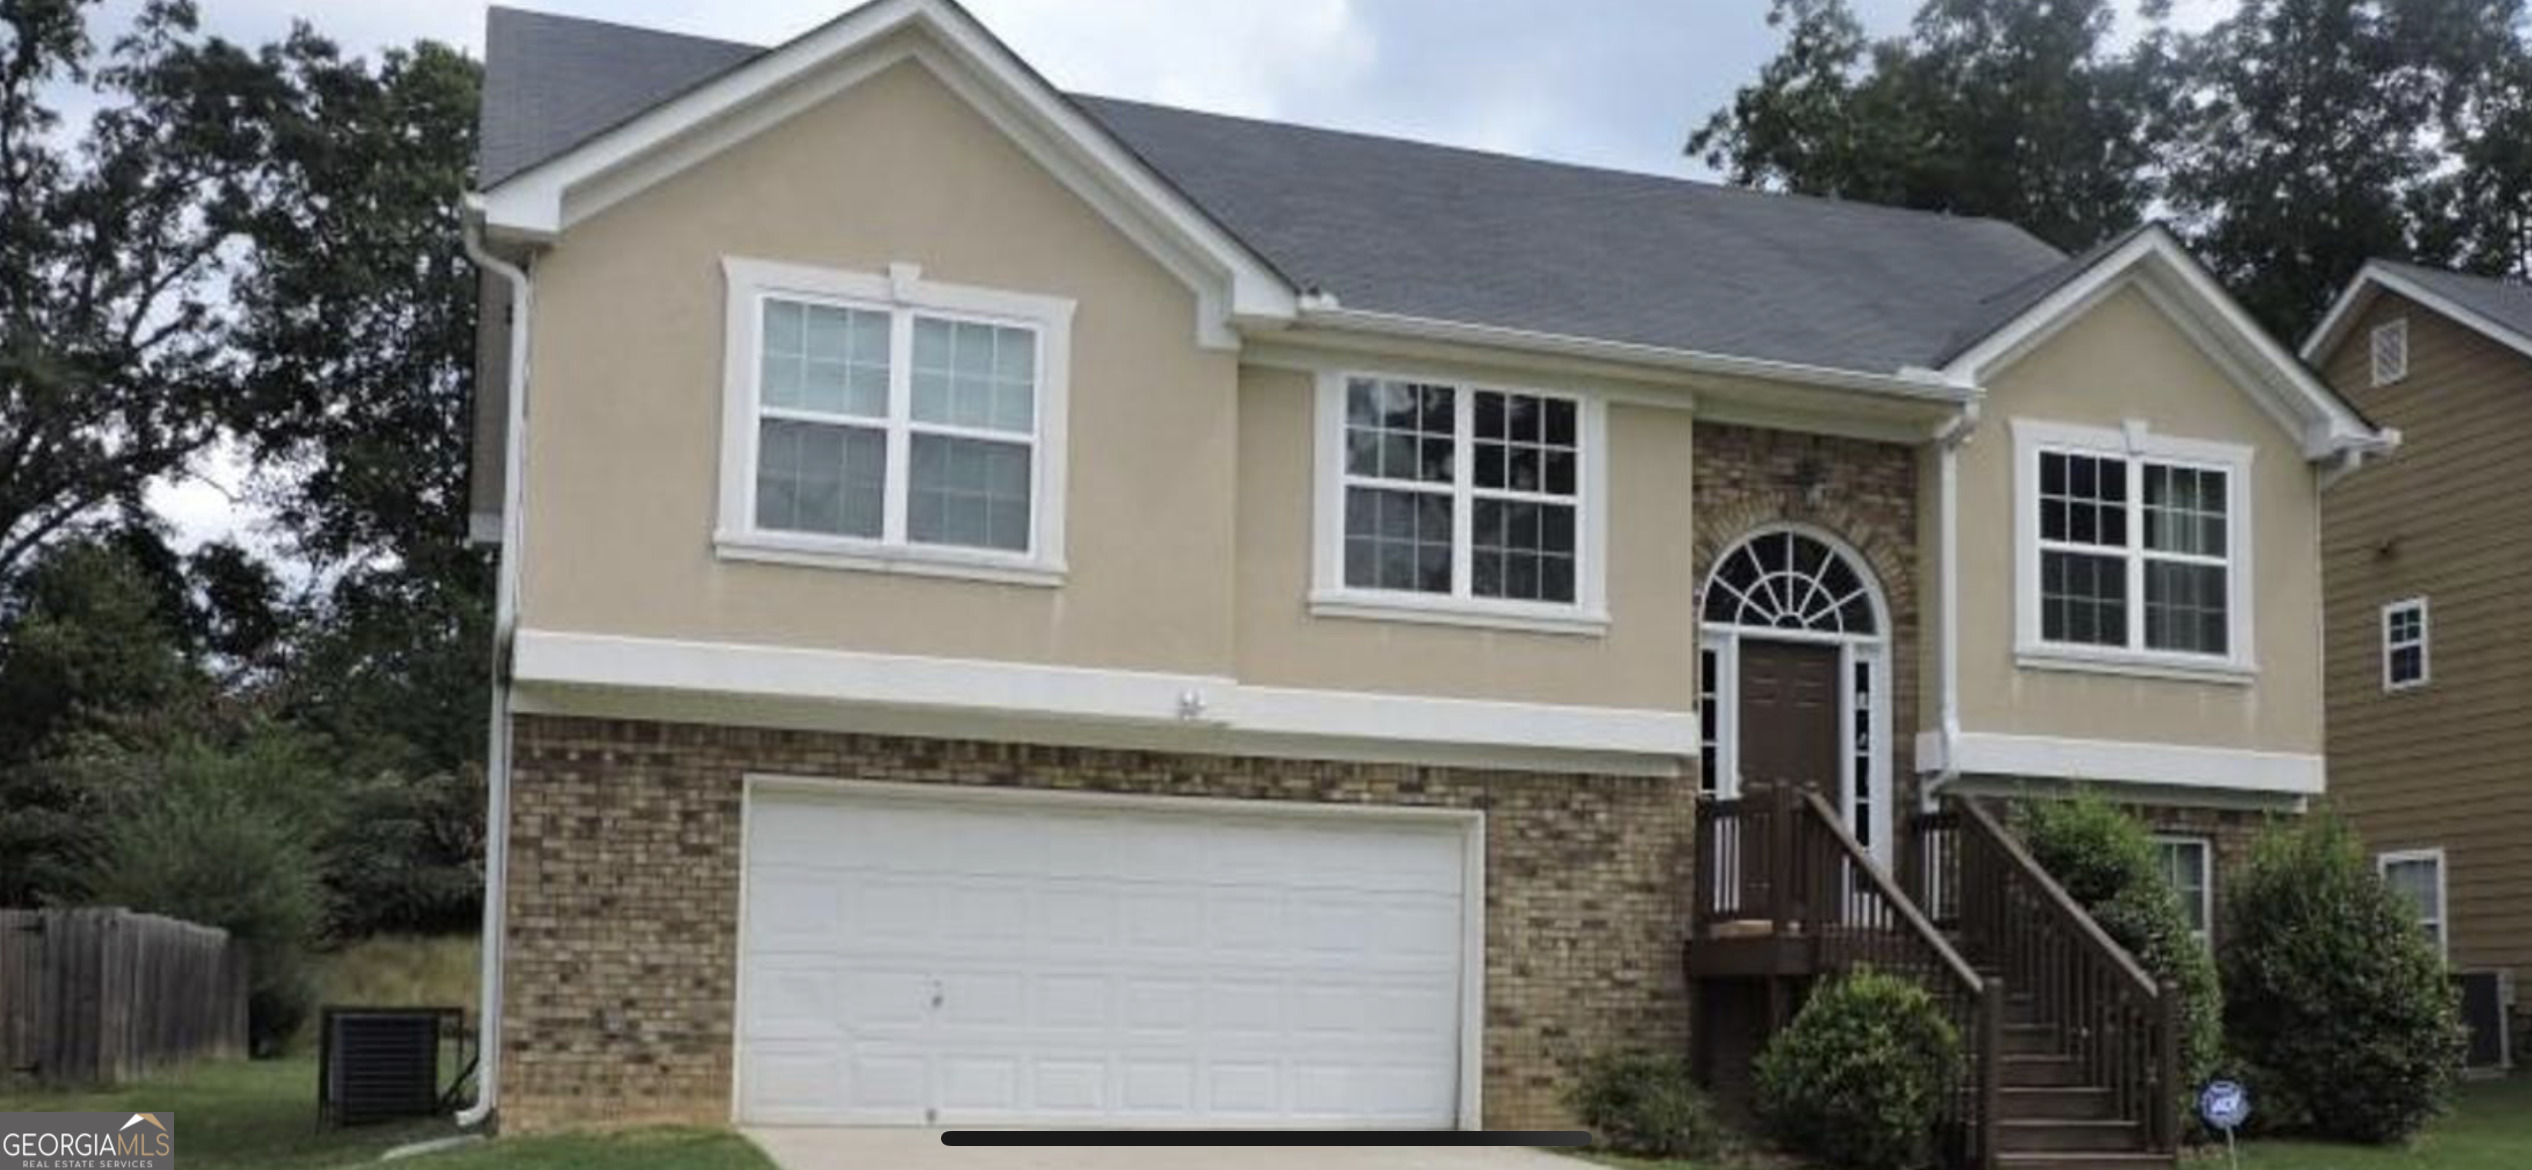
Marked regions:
[2005,1022,2063,1056]
[2002,1054,2087,1087]
[1996,1155,2175,1170]
[1999,1118,2145,1153]
[2001,1085,2119,1120]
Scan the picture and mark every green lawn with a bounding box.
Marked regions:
[2189,1074,2532,1170]
[0,1057,772,1170]
[1576,1074,2532,1170]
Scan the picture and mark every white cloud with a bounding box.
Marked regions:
[962,0,1374,118]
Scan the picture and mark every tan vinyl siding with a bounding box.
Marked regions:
[2320,291,2532,983]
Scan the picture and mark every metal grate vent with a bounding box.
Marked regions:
[319,1008,460,1125]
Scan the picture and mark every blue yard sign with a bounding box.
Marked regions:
[2201,1079,2251,1169]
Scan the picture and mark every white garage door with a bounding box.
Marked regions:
[737,784,1474,1128]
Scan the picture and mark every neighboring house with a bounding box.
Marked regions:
[2307,260,2532,1067]
[458,0,2389,1153]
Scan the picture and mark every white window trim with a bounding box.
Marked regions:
[2152,834,2215,945]
[2378,847,2449,961]
[2012,418,2258,681]
[716,256,1074,586]
[1308,370,1611,635]
[2371,317,2410,387]
[2383,596,2431,693]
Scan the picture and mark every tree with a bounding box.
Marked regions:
[1,2,490,935]
[0,0,294,585]
[0,535,211,902]
[2163,0,2526,335]
[2419,15,2532,278]
[1690,0,2175,250]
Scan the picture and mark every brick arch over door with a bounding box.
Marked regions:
[1690,422,1923,808]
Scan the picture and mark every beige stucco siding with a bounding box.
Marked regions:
[518,53,1704,712]
[1954,286,2325,753]
[1230,366,1700,709]
[518,58,1239,675]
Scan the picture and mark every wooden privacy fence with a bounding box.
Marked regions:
[0,907,249,1086]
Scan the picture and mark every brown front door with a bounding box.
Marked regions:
[1737,640,1841,801]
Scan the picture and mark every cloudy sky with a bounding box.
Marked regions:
[125,0,2236,551]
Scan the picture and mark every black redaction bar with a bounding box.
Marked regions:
[941,1131,1592,1147]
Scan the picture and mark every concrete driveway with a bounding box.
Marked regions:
[745,1129,1580,1170]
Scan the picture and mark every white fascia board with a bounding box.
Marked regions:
[511,629,1697,765]
[1942,227,2385,459]
[474,0,1293,343]
[1914,729,2323,797]
[2303,262,2532,367]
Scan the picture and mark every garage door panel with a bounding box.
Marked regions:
[740,959,842,1037]
[739,788,1470,1127]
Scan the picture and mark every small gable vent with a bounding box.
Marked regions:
[2372,317,2410,386]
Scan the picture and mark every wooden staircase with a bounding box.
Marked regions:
[1688,787,2179,1170]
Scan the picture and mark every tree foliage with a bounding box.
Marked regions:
[2164,0,2527,333]
[0,0,294,582]
[0,2,488,942]
[1700,0,2532,337]
[1691,0,2175,251]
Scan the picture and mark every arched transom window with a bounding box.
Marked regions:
[1702,529,1878,636]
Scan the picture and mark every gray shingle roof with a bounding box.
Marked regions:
[2374,260,2532,349]
[480,8,762,187]
[477,6,2071,374]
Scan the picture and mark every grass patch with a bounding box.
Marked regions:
[0,1057,451,1170]
[2191,1074,2532,1170]
[306,934,477,1015]
[432,1127,777,1169]
[1575,1074,2532,1170]
[0,1056,775,1170]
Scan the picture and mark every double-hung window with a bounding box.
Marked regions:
[2383,597,2430,691]
[2153,835,2214,946]
[2015,421,2252,674]
[2378,849,2448,960]
[1313,373,1608,633]
[717,258,1072,584]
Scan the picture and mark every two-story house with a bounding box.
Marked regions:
[458,0,2390,1152]
[2307,260,2532,1071]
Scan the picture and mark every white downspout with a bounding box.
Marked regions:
[458,207,532,1131]
[1922,399,1981,810]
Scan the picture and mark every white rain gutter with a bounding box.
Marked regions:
[1297,305,1982,403]
[457,204,533,1130]
[1921,399,1982,809]
[2319,428,2401,491]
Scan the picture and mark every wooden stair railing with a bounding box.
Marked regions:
[1697,783,2003,1168]
[1913,797,2183,1159]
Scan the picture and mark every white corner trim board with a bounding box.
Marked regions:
[510,630,1700,762]
[1913,730,2323,796]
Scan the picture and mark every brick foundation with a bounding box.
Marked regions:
[497,715,1696,1131]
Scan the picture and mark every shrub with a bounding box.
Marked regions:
[2015,793,2223,1103]
[1755,969,1961,1170]
[1565,1048,1731,1159]
[324,767,485,936]
[2221,813,2463,1143]
[81,731,330,1055]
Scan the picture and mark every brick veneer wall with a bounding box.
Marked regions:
[497,714,1696,1132]
[1692,421,1923,807]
